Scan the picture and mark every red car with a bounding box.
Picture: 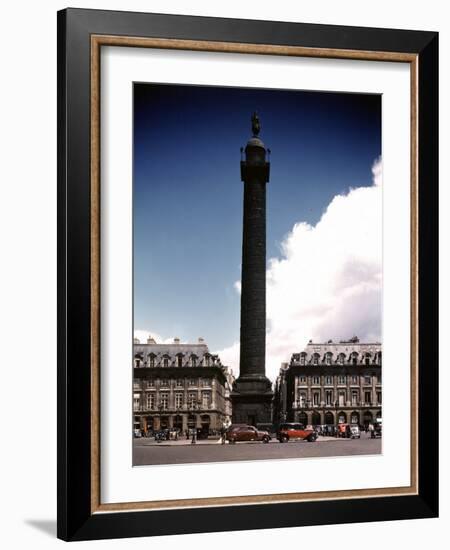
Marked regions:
[277,423,317,442]
[226,425,271,444]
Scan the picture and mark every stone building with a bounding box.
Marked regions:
[133,336,234,434]
[273,337,382,428]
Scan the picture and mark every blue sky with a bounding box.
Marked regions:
[133,83,381,352]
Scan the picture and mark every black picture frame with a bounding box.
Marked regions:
[57,8,438,541]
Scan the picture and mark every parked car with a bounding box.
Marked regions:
[371,421,382,438]
[322,425,337,437]
[336,423,349,438]
[348,424,361,439]
[277,423,317,443]
[226,425,271,444]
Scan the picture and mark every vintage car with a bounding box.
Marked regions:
[371,421,382,438]
[276,423,317,443]
[226,425,271,444]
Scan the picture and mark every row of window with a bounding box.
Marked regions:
[297,374,381,385]
[133,391,212,410]
[133,377,212,389]
[293,352,381,366]
[297,389,382,407]
[134,355,216,368]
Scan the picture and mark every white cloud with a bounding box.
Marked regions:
[215,158,382,381]
[133,329,178,345]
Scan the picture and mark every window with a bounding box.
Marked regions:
[188,392,197,407]
[134,358,141,368]
[351,390,358,405]
[338,391,346,406]
[146,378,155,388]
[149,355,155,367]
[325,353,332,365]
[298,392,306,407]
[160,378,169,387]
[313,354,319,365]
[364,391,371,404]
[351,375,358,384]
[201,378,211,387]
[188,378,196,386]
[365,355,371,365]
[204,355,210,366]
[352,353,358,365]
[176,354,183,367]
[175,393,183,408]
[377,391,382,404]
[299,375,306,384]
[202,392,211,408]
[160,393,169,410]
[312,376,320,385]
[377,373,382,384]
[300,354,305,365]
[325,376,333,385]
[146,393,155,409]
[313,392,320,406]
[338,354,345,365]
[325,390,333,405]
[364,375,371,385]
[133,393,140,411]
[338,375,346,384]
[190,355,197,367]
[176,378,184,387]
[163,356,169,367]
[133,379,141,389]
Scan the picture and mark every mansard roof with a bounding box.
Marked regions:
[133,339,223,368]
[289,337,381,367]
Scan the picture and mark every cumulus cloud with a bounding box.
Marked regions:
[215,158,382,381]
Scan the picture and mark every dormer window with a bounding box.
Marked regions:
[204,354,210,366]
[148,354,156,368]
[163,355,169,367]
[312,354,319,365]
[300,354,306,365]
[190,355,197,367]
[325,353,332,365]
[176,354,183,367]
[338,353,345,365]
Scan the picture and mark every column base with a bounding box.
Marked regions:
[231,375,273,426]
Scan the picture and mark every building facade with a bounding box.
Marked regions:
[133,337,234,434]
[274,337,382,428]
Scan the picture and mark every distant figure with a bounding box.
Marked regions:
[251,111,261,136]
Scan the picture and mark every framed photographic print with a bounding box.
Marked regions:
[57,8,438,541]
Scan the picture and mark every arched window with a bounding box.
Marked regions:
[325,353,332,365]
[204,354,210,366]
[148,353,156,368]
[162,355,169,368]
[312,353,319,365]
[176,353,183,367]
[338,353,345,365]
[351,352,358,365]
[190,354,197,367]
[364,353,371,365]
[299,353,306,366]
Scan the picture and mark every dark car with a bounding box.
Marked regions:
[277,423,317,442]
[371,422,382,438]
[226,425,271,444]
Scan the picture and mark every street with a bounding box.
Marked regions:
[133,432,381,466]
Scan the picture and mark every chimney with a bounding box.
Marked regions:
[198,337,205,344]
[174,337,180,344]
[133,338,140,344]
[147,336,156,344]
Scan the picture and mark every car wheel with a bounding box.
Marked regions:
[263,436,270,443]
[307,434,315,442]
[281,435,288,443]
